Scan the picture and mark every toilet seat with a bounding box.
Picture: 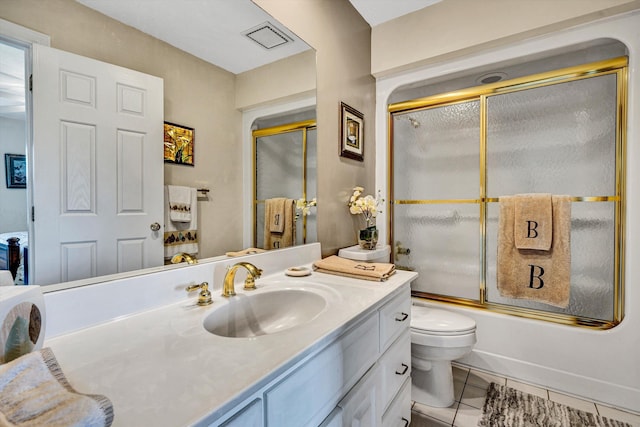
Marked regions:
[411,306,476,336]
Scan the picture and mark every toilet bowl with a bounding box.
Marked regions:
[411,305,476,407]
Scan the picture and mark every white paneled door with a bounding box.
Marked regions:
[32,45,164,285]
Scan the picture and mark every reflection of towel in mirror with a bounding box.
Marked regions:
[264,198,296,250]
[164,186,198,260]
[167,185,192,222]
[268,198,286,233]
[497,195,571,308]
[0,347,114,427]
[313,255,396,282]
[225,248,267,257]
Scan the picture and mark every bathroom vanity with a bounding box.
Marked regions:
[42,244,417,426]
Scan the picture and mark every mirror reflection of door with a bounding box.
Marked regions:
[31,45,165,285]
[0,37,28,284]
[253,116,317,249]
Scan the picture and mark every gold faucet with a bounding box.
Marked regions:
[185,282,212,306]
[222,262,263,297]
[171,252,198,265]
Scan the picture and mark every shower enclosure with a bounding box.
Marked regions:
[389,54,627,329]
[253,120,317,248]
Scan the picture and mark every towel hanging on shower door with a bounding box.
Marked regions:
[496,194,571,308]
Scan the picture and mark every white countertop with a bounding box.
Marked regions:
[44,268,417,426]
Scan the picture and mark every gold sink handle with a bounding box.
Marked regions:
[186,282,213,306]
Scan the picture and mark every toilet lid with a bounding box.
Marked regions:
[411,306,476,335]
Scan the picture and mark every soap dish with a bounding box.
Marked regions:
[285,267,312,277]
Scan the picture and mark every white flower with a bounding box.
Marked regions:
[347,186,384,226]
[296,198,317,217]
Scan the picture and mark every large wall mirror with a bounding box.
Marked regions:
[0,0,316,289]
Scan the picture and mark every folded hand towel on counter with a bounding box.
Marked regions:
[167,185,192,222]
[264,198,296,250]
[225,248,267,257]
[497,195,571,308]
[164,186,198,260]
[514,193,553,251]
[313,255,396,282]
[0,347,114,427]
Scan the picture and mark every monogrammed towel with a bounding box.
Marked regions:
[514,193,552,251]
[264,199,296,250]
[313,255,396,282]
[497,195,571,308]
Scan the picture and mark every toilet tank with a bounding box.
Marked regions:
[338,245,391,264]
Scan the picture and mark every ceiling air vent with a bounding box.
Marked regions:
[243,21,292,50]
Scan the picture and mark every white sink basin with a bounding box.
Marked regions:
[203,287,328,338]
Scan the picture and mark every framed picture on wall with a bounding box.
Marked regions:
[164,122,195,166]
[339,102,364,161]
[4,154,26,189]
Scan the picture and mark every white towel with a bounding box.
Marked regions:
[164,186,198,260]
[0,347,114,427]
[167,185,192,222]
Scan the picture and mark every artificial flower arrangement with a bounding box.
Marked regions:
[348,186,384,249]
[295,197,317,219]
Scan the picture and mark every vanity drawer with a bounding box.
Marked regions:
[265,312,379,427]
[382,377,411,427]
[379,330,411,412]
[379,290,411,352]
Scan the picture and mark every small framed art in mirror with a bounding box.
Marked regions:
[164,122,195,166]
[4,154,26,189]
[339,102,364,162]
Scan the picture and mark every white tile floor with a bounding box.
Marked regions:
[410,364,640,427]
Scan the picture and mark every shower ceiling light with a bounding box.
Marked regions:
[476,72,508,85]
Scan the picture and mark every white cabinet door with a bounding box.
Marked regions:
[338,364,382,427]
[31,45,164,285]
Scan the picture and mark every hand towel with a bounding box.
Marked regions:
[225,248,267,257]
[164,186,198,260]
[497,195,571,308]
[167,185,192,222]
[0,347,114,427]
[313,255,396,282]
[267,198,286,233]
[264,199,296,250]
[514,193,553,251]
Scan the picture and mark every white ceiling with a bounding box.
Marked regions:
[0,0,441,120]
[75,0,442,74]
[76,0,311,75]
[348,0,441,27]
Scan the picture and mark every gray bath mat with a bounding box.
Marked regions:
[478,382,632,427]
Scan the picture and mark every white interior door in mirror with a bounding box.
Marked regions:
[32,45,164,285]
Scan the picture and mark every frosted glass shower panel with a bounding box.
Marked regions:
[485,202,616,320]
[393,101,480,200]
[396,203,480,300]
[256,131,303,200]
[486,74,617,196]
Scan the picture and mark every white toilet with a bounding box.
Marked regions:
[410,305,477,407]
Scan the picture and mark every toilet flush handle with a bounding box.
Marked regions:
[395,312,409,322]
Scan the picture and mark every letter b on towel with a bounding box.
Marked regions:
[528,264,544,289]
[514,194,552,251]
